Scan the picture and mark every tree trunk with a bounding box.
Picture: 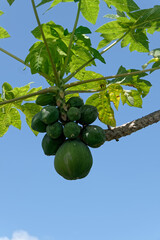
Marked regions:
[105,110,160,141]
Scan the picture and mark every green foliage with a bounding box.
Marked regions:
[7,0,15,6]
[0,83,42,137]
[104,0,139,12]
[0,0,159,141]
[0,12,10,39]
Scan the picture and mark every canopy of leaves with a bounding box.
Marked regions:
[0,83,42,137]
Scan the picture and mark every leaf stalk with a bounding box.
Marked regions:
[61,0,81,78]
[31,0,59,86]
[0,86,58,106]
[0,47,53,81]
[64,66,160,89]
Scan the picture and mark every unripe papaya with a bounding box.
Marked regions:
[36,93,56,106]
[63,122,81,139]
[31,112,47,132]
[81,125,106,148]
[67,97,84,108]
[78,105,98,125]
[54,140,93,180]
[41,106,59,124]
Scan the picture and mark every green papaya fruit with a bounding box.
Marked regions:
[54,140,93,180]
[42,134,65,156]
[41,106,59,124]
[63,122,81,139]
[81,125,106,148]
[31,112,47,132]
[46,122,63,139]
[67,97,84,108]
[67,107,81,121]
[78,105,98,125]
[36,93,56,106]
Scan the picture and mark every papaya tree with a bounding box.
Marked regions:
[0,0,160,180]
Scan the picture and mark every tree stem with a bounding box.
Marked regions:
[100,31,130,55]
[61,1,81,78]
[0,86,58,106]
[31,0,59,85]
[64,66,160,89]
[105,110,160,141]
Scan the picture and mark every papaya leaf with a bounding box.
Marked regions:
[149,48,160,58]
[70,70,106,91]
[0,103,21,137]
[80,0,100,24]
[142,58,159,70]
[69,46,95,73]
[0,83,43,136]
[10,108,21,130]
[97,6,160,52]
[31,21,65,41]
[37,0,74,10]
[109,66,151,97]
[7,0,15,5]
[0,110,11,137]
[128,6,160,34]
[0,27,10,39]
[75,26,92,35]
[96,17,133,49]
[36,0,53,7]
[121,29,149,52]
[121,90,142,108]
[107,84,123,110]
[2,82,14,100]
[90,47,106,64]
[86,92,116,127]
[150,60,160,73]
[25,40,67,84]
[20,103,42,136]
[103,0,139,12]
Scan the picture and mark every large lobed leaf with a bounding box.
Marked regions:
[86,92,116,127]
[103,0,139,12]
[7,0,15,5]
[0,11,10,39]
[0,83,42,137]
[97,5,160,53]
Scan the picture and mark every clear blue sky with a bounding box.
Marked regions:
[0,1,160,240]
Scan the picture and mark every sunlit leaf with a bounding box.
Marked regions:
[103,0,139,12]
[21,103,42,136]
[121,90,142,107]
[0,27,10,39]
[86,91,116,126]
[80,0,100,24]
[7,0,15,5]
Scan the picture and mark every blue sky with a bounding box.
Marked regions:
[0,0,160,240]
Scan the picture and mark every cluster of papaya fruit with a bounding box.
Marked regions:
[31,94,106,180]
